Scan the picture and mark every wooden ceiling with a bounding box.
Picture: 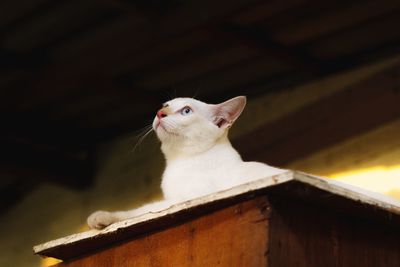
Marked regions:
[1,0,400,212]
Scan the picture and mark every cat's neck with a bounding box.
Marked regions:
[162,135,242,164]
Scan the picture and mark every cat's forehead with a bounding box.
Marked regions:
[164,98,208,110]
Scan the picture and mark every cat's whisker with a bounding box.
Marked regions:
[132,125,153,140]
[130,124,153,136]
[130,124,154,153]
[136,124,153,137]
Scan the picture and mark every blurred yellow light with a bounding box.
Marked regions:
[41,257,62,267]
[330,164,400,198]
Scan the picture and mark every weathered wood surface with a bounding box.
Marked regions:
[268,195,400,267]
[34,171,293,260]
[34,171,400,265]
[57,197,270,267]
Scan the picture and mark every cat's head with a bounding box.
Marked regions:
[152,96,246,156]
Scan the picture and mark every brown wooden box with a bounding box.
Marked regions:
[34,171,400,267]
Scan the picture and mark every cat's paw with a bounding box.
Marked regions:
[87,210,117,229]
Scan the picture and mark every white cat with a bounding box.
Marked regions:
[87,96,285,229]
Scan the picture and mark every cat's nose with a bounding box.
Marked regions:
[157,110,167,119]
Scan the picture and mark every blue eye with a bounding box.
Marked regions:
[180,106,193,116]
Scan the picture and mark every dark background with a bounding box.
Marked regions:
[1,0,400,230]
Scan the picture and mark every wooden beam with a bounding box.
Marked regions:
[233,64,400,166]
[111,0,312,77]
[49,0,262,75]
[2,1,119,53]
[0,0,60,33]
[272,0,400,45]
[231,0,310,25]
[217,23,323,73]
[34,172,400,261]
[308,9,400,61]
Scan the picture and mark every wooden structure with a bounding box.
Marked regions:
[34,171,400,266]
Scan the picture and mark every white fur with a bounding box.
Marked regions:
[87,96,285,229]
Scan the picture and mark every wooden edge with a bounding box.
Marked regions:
[33,170,400,260]
[33,170,294,258]
[293,171,400,215]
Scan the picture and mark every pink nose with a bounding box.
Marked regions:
[157,110,167,119]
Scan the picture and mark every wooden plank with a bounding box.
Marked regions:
[233,64,400,165]
[110,29,215,76]
[3,1,113,52]
[259,0,350,33]
[0,0,54,29]
[113,0,315,79]
[231,0,310,25]
[135,43,260,90]
[51,0,261,75]
[162,54,293,96]
[34,171,292,260]
[268,193,400,267]
[273,0,400,45]
[218,24,322,72]
[310,10,400,60]
[268,196,337,267]
[275,172,400,221]
[34,171,400,260]
[335,216,400,266]
[57,197,270,267]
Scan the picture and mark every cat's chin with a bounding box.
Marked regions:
[156,124,179,138]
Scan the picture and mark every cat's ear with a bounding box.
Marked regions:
[212,96,246,129]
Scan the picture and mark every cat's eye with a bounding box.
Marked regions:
[180,106,193,116]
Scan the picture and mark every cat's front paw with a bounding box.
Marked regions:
[87,210,117,229]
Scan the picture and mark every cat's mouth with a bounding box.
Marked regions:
[156,121,179,137]
[155,121,168,132]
